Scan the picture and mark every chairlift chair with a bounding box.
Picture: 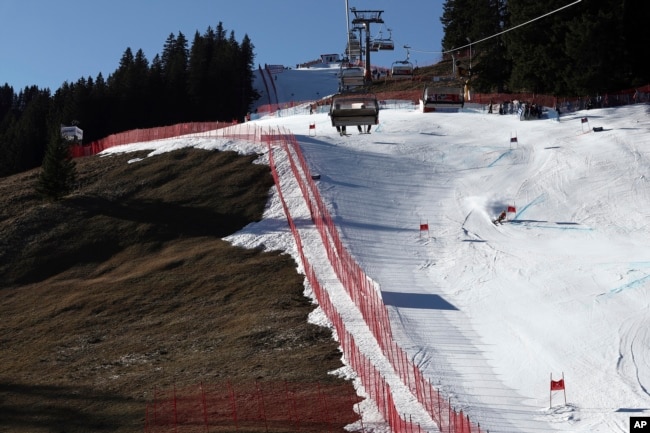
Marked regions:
[329,93,380,129]
[339,65,366,91]
[419,86,465,112]
[391,45,414,80]
[391,61,414,80]
[345,31,362,60]
[376,28,395,51]
[372,28,394,51]
[378,39,395,51]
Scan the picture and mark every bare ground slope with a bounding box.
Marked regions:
[0,148,357,433]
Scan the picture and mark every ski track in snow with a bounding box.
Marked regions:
[104,74,650,433]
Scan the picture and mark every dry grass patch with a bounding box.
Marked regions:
[0,148,358,433]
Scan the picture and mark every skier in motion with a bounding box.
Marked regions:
[493,210,507,225]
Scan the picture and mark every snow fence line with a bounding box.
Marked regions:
[264,126,487,433]
[77,120,493,432]
[70,121,239,157]
[144,381,361,433]
[253,84,650,120]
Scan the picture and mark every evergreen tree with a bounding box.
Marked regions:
[623,0,650,86]
[209,23,232,120]
[84,73,111,142]
[441,0,476,52]
[239,34,260,117]
[148,54,166,123]
[0,83,14,122]
[504,0,573,94]
[225,31,242,119]
[563,0,629,95]
[466,0,510,92]
[0,112,19,177]
[14,87,51,170]
[3,22,263,179]
[440,0,510,92]
[160,32,189,124]
[107,47,137,131]
[36,131,77,201]
[131,49,153,126]
[0,86,51,176]
[187,30,212,120]
[0,85,17,177]
[440,0,647,95]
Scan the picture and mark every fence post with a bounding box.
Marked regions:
[173,384,178,433]
[437,388,442,428]
[318,382,332,433]
[227,381,238,431]
[255,381,268,432]
[200,382,208,432]
[153,387,158,430]
[144,403,149,433]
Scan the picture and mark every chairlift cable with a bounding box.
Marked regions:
[406,0,583,55]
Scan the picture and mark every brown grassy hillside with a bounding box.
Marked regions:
[368,59,466,102]
[0,148,358,433]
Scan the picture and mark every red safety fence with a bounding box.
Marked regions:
[134,123,487,432]
[264,128,485,433]
[69,121,238,158]
[145,381,362,433]
[265,132,426,433]
[473,84,650,108]
[255,84,650,117]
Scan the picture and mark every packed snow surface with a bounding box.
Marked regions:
[104,66,650,432]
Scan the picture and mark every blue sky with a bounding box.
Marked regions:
[0,0,445,91]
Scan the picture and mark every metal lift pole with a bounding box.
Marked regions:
[345,0,350,57]
[364,25,372,81]
[351,9,384,83]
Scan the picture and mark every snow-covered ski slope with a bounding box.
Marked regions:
[106,65,650,432]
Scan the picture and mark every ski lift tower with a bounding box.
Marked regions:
[350,7,384,82]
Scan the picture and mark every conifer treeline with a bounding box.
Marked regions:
[440,0,648,94]
[3,4,649,178]
[0,23,257,178]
